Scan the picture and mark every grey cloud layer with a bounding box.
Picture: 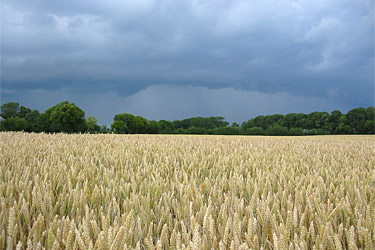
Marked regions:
[1,0,374,121]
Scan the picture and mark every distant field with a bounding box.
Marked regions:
[1,132,374,249]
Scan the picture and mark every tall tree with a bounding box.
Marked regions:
[346,108,367,134]
[17,106,32,119]
[111,121,127,133]
[1,102,20,119]
[111,113,148,134]
[158,120,174,134]
[147,120,161,134]
[86,116,99,133]
[327,110,343,134]
[47,101,86,133]
[112,113,141,134]
[364,107,375,134]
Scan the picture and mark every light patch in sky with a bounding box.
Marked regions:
[10,85,343,125]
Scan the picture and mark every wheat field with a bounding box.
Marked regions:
[1,132,374,250]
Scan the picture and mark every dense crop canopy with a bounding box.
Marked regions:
[1,133,374,249]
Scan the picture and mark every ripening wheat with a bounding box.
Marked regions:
[0,132,374,249]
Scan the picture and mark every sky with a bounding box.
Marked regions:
[1,0,374,125]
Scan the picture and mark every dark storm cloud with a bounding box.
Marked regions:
[1,0,374,124]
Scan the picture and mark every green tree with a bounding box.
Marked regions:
[265,114,284,128]
[208,116,229,128]
[113,113,135,133]
[294,115,308,128]
[172,116,229,130]
[288,127,304,136]
[280,113,298,129]
[34,113,52,132]
[17,106,32,119]
[307,112,329,130]
[252,116,267,130]
[134,116,148,133]
[1,102,20,119]
[327,110,343,134]
[266,125,288,136]
[111,121,127,133]
[147,120,161,134]
[47,101,86,133]
[364,120,375,134]
[185,127,208,134]
[26,110,40,122]
[346,108,367,134]
[231,122,240,127]
[112,113,147,134]
[25,110,40,131]
[246,127,264,135]
[159,120,174,134]
[365,107,375,134]
[86,116,99,133]
[210,127,240,135]
[337,116,351,134]
[1,117,30,131]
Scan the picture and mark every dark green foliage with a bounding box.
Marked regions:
[245,127,264,135]
[25,110,40,131]
[111,120,127,133]
[1,101,374,135]
[0,102,41,131]
[288,127,304,136]
[17,106,32,119]
[172,117,229,130]
[307,112,329,130]
[112,113,148,134]
[25,110,40,122]
[147,120,161,134]
[302,128,330,135]
[111,113,160,134]
[327,110,343,134]
[1,102,20,119]
[336,115,352,134]
[231,122,240,128]
[86,116,100,133]
[185,127,208,134]
[346,107,372,134]
[266,125,288,136]
[34,113,51,132]
[46,101,87,133]
[112,113,135,133]
[1,117,30,131]
[158,120,174,134]
[210,127,240,135]
[365,107,375,134]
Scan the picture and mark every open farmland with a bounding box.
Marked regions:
[1,132,374,249]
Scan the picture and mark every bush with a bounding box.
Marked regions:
[246,127,264,135]
[185,127,208,134]
[266,125,288,136]
[303,129,329,135]
[1,117,30,131]
[210,127,240,135]
[288,127,304,136]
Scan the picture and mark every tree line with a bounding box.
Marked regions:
[1,101,374,135]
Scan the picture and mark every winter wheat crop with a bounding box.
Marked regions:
[1,132,374,249]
